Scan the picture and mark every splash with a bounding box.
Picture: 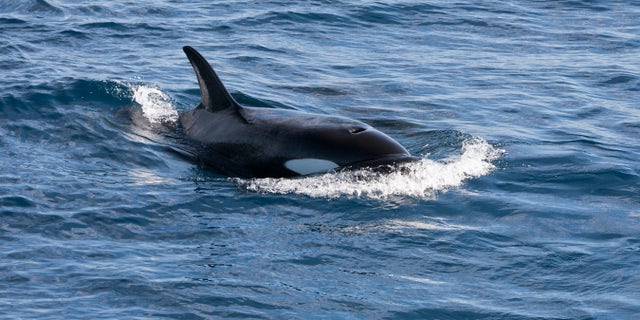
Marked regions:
[239,137,504,200]
[131,85,179,124]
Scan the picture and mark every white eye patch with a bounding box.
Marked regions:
[284,159,339,175]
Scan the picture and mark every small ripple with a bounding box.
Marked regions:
[59,29,90,40]
[72,4,111,15]
[234,10,355,28]
[1,211,66,236]
[79,21,127,30]
[78,22,170,35]
[278,85,348,96]
[349,5,400,25]
[537,0,612,12]
[385,308,539,320]
[246,44,290,54]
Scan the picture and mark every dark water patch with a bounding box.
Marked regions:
[349,4,401,26]
[385,308,549,320]
[78,21,170,34]
[0,80,133,161]
[58,29,90,40]
[79,21,129,31]
[0,0,63,15]
[0,17,27,24]
[575,232,629,241]
[1,211,66,237]
[0,79,131,119]
[0,196,37,208]
[599,74,637,85]
[597,73,639,91]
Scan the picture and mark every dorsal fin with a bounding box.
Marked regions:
[183,46,238,112]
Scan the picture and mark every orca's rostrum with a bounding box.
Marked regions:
[180,46,417,178]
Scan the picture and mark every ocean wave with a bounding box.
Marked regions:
[0,0,63,15]
[0,79,131,119]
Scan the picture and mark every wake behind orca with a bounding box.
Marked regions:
[179,46,417,178]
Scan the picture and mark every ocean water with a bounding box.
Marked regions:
[1,0,639,319]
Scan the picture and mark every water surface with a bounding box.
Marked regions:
[1,1,639,319]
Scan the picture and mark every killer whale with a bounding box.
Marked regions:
[180,46,416,178]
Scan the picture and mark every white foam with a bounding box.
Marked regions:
[240,137,504,200]
[131,85,179,124]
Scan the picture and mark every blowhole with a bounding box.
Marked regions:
[350,127,367,134]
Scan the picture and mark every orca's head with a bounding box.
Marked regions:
[280,114,418,176]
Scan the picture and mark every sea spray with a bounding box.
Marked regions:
[131,85,179,125]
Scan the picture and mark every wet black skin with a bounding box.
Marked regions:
[180,46,416,178]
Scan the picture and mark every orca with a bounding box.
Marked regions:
[180,46,417,178]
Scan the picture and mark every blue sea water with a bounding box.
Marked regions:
[1,0,639,319]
